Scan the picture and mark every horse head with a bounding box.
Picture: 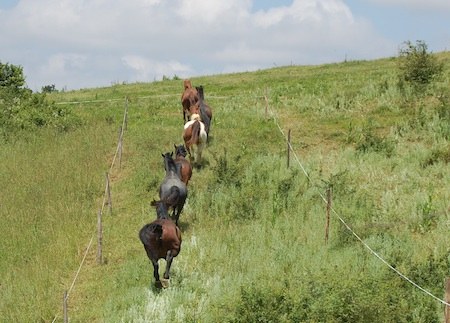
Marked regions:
[174,144,188,158]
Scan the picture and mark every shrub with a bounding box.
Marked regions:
[211,149,242,187]
[397,40,443,91]
[0,61,25,89]
[41,84,58,93]
[0,62,80,139]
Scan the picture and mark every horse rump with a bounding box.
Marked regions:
[164,186,183,207]
[139,222,163,246]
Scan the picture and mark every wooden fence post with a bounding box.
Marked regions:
[325,187,332,244]
[63,290,68,323]
[445,277,450,323]
[118,126,123,170]
[124,97,128,131]
[287,129,291,168]
[105,172,112,214]
[97,209,103,265]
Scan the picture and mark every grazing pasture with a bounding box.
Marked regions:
[1,53,450,322]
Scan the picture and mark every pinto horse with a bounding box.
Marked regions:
[173,144,192,186]
[139,200,182,288]
[183,114,208,165]
[159,152,187,225]
[181,79,199,123]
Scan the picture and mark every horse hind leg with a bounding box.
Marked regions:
[152,258,163,288]
[197,142,206,164]
[190,144,197,164]
[174,203,184,226]
[163,250,174,280]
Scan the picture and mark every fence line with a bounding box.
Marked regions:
[54,93,235,106]
[54,94,178,105]
[51,98,129,323]
[265,96,450,308]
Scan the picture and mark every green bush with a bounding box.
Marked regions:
[0,62,81,139]
[0,87,81,137]
[397,40,443,91]
[0,61,25,89]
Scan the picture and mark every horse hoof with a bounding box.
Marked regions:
[161,278,170,288]
[155,281,163,289]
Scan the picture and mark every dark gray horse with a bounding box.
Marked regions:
[159,152,187,225]
[195,85,212,135]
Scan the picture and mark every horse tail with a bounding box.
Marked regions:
[188,120,200,147]
[139,223,163,244]
[165,186,181,207]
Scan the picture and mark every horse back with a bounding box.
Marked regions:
[181,87,199,110]
[174,157,192,185]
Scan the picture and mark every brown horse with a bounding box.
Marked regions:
[181,79,199,123]
[139,200,182,288]
[183,114,208,165]
[174,144,192,186]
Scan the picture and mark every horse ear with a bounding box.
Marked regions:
[174,144,177,150]
[161,153,164,158]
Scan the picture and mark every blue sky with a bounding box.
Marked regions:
[0,0,449,90]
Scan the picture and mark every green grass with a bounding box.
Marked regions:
[1,53,450,322]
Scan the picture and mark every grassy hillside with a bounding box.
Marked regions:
[1,53,449,322]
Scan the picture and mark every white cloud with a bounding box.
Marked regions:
[0,0,400,90]
[121,55,193,81]
[42,53,87,74]
[367,0,450,11]
[176,0,251,24]
[254,0,354,28]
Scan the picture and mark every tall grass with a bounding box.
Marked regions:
[0,104,123,321]
[1,53,449,322]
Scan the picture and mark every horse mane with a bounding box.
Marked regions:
[162,152,178,174]
[151,200,170,220]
